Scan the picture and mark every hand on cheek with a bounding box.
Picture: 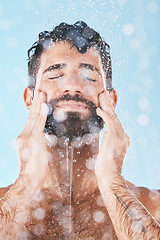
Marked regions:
[96,90,116,126]
[95,90,130,178]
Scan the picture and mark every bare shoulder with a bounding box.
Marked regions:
[129,185,160,223]
[0,185,12,199]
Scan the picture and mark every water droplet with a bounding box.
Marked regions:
[33,208,46,220]
[53,109,67,122]
[15,211,29,224]
[72,137,83,148]
[85,157,96,170]
[137,114,149,126]
[93,210,105,223]
[147,1,158,12]
[45,134,58,148]
[123,23,134,36]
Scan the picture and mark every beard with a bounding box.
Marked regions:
[44,93,104,141]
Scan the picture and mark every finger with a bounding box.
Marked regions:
[97,106,124,135]
[24,91,47,133]
[29,90,47,116]
[98,91,123,129]
[99,90,115,113]
[35,102,49,132]
[96,107,115,127]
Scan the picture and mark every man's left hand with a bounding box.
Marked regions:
[95,90,130,180]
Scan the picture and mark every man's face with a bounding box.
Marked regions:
[35,42,106,140]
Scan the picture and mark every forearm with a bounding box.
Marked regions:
[96,173,160,239]
[0,174,40,239]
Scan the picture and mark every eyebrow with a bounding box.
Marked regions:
[80,63,101,76]
[43,63,66,74]
[43,62,101,76]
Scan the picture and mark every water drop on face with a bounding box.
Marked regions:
[72,137,83,148]
[85,157,96,170]
[82,133,94,145]
[33,208,46,220]
[53,109,67,122]
[45,134,58,148]
[93,210,105,223]
[15,211,29,224]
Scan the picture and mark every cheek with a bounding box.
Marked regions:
[84,84,104,105]
[37,81,61,102]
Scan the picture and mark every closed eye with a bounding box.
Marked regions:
[84,76,96,82]
[48,75,63,80]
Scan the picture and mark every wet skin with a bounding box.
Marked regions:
[0,42,160,239]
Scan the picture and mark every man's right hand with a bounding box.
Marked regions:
[16,89,50,189]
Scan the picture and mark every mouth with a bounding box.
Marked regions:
[55,100,89,111]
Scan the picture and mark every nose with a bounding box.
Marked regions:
[61,71,84,96]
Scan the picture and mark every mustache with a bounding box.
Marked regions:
[44,93,104,137]
[47,93,98,111]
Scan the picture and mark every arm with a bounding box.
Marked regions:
[0,90,49,239]
[95,90,160,239]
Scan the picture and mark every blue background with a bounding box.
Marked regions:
[0,0,160,189]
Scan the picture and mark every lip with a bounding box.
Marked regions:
[56,101,88,110]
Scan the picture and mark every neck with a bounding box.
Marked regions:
[43,134,100,202]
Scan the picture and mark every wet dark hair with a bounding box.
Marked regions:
[27,21,112,90]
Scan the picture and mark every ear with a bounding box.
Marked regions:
[109,88,118,108]
[23,87,33,111]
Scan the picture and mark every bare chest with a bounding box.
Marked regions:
[23,193,118,240]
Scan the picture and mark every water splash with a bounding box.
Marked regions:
[65,139,74,238]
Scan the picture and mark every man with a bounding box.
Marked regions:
[0,21,160,240]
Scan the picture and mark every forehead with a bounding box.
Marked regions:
[39,41,103,70]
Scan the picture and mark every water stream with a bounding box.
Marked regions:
[65,140,74,239]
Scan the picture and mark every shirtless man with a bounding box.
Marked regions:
[0,21,160,240]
